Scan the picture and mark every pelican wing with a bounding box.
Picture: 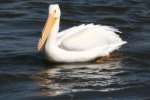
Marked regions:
[58,24,126,51]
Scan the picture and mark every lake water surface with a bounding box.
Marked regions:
[0,0,150,100]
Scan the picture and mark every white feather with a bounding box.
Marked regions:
[43,4,127,63]
[58,24,125,51]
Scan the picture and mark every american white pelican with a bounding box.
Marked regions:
[37,4,127,63]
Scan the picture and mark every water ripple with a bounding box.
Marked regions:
[1,0,150,100]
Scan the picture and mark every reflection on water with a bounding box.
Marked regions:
[29,56,150,100]
[1,0,150,99]
[33,59,127,96]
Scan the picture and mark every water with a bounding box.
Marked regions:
[0,0,150,100]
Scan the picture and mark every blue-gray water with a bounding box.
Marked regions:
[0,0,150,100]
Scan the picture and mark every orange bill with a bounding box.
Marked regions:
[37,14,57,52]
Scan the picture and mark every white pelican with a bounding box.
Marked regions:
[37,4,127,63]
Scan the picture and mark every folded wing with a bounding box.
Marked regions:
[58,24,126,51]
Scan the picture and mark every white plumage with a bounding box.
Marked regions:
[58,24,124,51]
[37,4,127,63]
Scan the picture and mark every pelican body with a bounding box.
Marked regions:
[37,4,127,63]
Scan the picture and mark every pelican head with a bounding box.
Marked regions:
[49,4,61,18]
[37,4,60,52]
